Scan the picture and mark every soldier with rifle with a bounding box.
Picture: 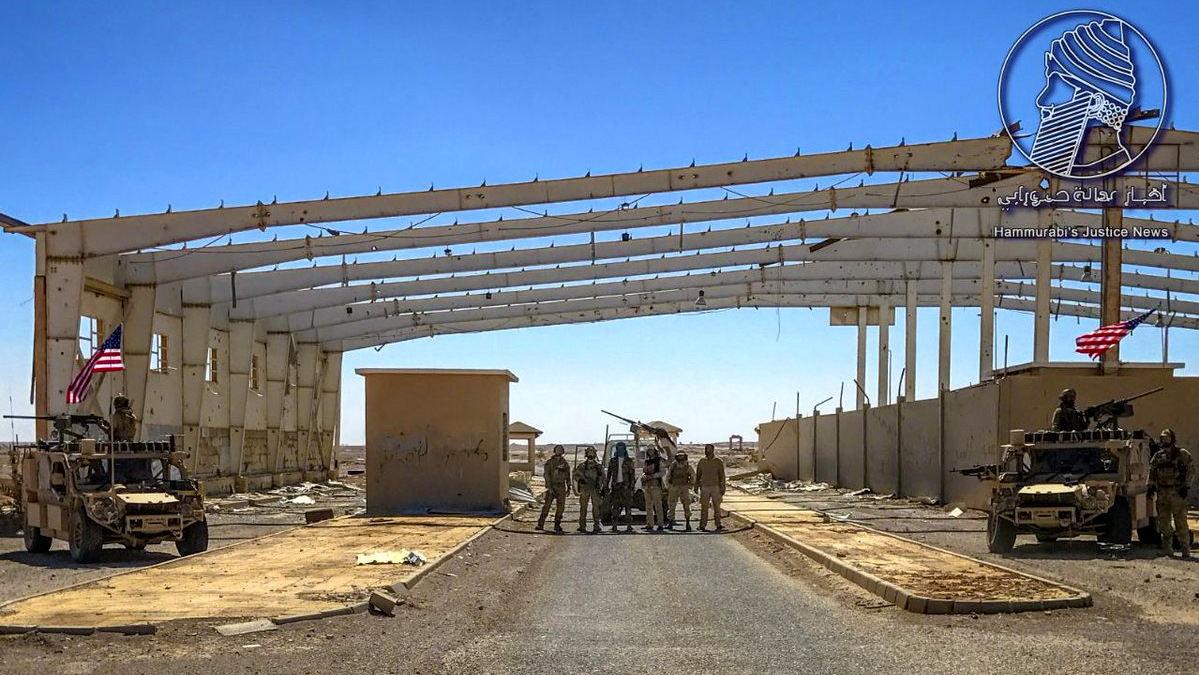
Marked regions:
[605,442,636,533]
[574,446,605,534]
[536,445,571,533]
[1149,428,1193,558]
[1051,389,1087,432]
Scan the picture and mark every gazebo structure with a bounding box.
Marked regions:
[507,421,542,472]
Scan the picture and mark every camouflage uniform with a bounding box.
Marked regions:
[666,453,696,530]
[1150,437,1193,557]
[606,450,636,532]
[111,396,138,441]
[574,452,605,533]
[536,452,571,532]
[1051,404,1087,433]
[642,451,666,531]
[695,449,727,531]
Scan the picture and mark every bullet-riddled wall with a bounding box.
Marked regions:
[760,364,1199,509]
[359,368,515,515]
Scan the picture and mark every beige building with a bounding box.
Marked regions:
[358,368,516,515]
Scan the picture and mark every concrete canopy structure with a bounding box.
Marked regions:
[5,126,1199,490]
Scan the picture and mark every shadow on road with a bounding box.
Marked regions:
[0,548,176,570]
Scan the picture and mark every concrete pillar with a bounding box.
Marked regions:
[856,307,867,410]
[980,235,995,381]
[877,298,890,406]
[318,350,343,475]
[939,262,952,391]
[1034,216,1052,363]
[227,320,254,476]
[39,246,85,430]
[905,280,917,401]
[121,285,157,437]
[295,342,319,471]
[180,303,211,474]
[1101,208,1123,374]
[265,332,289,472]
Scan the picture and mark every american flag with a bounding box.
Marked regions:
[1074,309,1156,360]
[66,324,125,404]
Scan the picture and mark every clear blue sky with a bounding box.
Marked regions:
[2,2,1198,444]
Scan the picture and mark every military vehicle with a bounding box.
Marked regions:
[9,413,208,563]
[959,388,1165,553]
[597,411,675,524]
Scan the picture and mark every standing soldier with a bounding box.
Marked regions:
[1149,428,1193,558]
[574,446,605,534]
[1050,389,1087,432]
[606,442,636,533]
[694,443,727,531]
[111,394,138,441]
[536,445,571,532]
[666,450,696,531]
[642,445,667,532]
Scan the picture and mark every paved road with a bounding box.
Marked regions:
[437,525,1194,675]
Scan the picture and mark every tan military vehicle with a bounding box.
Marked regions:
[14,414,208,563]
[967,427,1157,553]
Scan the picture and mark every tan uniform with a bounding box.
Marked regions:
[666,458,695,524]
[642,454,666,529]
[111,407,138,441]
[695,455,726,529]
[1150,445,1193,554]
[537,455,571,530]
[574,458,605,531]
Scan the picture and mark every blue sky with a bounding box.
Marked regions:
[2,2,1198,444]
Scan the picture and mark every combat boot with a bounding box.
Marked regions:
[553,522,564,533]
[610,525,619,533]
[685,518,692,532]
[535,520,545,531]
[577,525,587,533]
[591,525,600,534]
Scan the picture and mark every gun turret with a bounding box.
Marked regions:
[3,414,111,441]
[1082,387,1164,430]
[954,464,1003,481]
[600,410,678,452]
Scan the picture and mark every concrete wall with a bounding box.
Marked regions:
[756,364,1199,508]
[865,405,900,495]
[360,369,514,515]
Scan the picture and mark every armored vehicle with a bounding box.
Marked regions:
[967,427,1157,553]
[13,415,208,562]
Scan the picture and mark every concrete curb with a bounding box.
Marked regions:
[729,507,1091,615]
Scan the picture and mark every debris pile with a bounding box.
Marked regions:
[356,550,428,566]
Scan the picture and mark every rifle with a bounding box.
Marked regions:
[600,410,676,447]
[3,414,111,441]
[954,464,1002,481]
[1082,387,1164,430]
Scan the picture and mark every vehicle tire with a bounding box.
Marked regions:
[23,526,52,553]
[1102,498,1132,546]
[1034,533,1058,543]
[1137,525,1161,546]
[176,520,209,556]
[987,510,1017,553]
[69,508,104,563]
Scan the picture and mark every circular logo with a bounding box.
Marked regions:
[998,10,1167,179]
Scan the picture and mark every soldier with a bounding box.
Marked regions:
[695,443,727,531]
[536,445,571,532]
[666,450,696,531]
[642,444,667,532]
[574,446,605,533]
[605,442,636,533]
[111,394,138,441]
[1149,428,1193,558]
[1050,388,1087,433]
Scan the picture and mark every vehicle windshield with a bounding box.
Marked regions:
[74,457,184,486]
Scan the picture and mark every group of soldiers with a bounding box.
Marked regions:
[1052,388,1193,558]
[535,442,727,534]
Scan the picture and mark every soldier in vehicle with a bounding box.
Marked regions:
[605,442,636,533]
[1149,428,1193,558]
[642,444,667,532]
[695,443,727,531]
[536,445,571,532]
[111,394,138,441]
[1051,388,1087,433]
[574,446,605,534]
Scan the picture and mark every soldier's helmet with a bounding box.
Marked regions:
[1160,428,1176,444]
[1059,388,1077,401]
[584,446,597,458]
[675,450,686,460]
[552,445,566,456]
[113,394,131,409]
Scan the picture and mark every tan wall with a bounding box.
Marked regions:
[866,406,900,495]
[839,409,866,489]
[898,399,940,499]
[942,383,1000,508]
[362,370,511,515]
[814,412,838,484]
[758,418,798,480]
[796,417,815,482]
